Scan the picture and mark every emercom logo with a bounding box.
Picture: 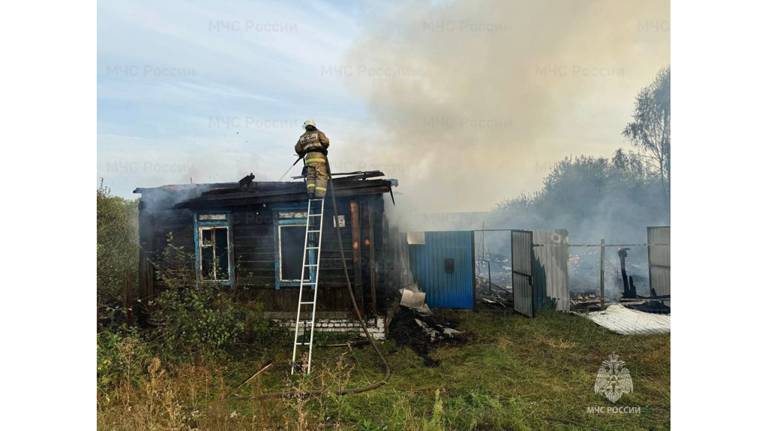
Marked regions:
[594,353,634,403]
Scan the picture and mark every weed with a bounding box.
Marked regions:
[98,310,670,430]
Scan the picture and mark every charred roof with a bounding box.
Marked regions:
[134,170,397,211]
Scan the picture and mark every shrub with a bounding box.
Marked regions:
[148,240,286,361]
[97,326,152,390]
[152,284,246,361]
[239,301,289,347]
[97,185,138,326]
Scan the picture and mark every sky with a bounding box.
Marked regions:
[98,0,669,211]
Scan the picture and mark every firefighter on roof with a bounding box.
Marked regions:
[295,120,330,198]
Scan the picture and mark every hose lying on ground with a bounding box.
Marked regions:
[233,160,392,399]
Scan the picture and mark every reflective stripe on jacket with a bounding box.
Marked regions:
[295,129,330,157]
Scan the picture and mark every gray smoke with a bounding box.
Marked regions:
[342,0,670,213]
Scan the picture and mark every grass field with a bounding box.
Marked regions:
[97,310,670,430]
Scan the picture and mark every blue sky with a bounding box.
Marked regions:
[98,0,377,196]
[98,0,669,211]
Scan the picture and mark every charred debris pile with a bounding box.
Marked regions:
[388,306,467,367]
[569,244,670,314]
[475,277,515,309]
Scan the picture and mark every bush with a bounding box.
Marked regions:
[97,326,152,390]
[97,185,138,326]
[239,301,288,346]
[151,285,246,361]
[148,241,287,361]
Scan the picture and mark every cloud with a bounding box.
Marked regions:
[97,0,369,195]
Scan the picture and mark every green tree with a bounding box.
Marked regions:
[97,184,138,325]
[623,67,671,193]
[492,149,667,241]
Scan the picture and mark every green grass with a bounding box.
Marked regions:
[98,310,670,430]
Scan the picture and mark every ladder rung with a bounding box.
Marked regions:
[293,197,325,376]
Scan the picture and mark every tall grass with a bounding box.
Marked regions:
[98,310,670,430]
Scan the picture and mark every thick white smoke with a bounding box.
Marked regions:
[339,0,669,212]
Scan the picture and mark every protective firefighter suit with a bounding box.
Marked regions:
[294,126,330,198]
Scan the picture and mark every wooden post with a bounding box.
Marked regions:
[366,204,377,316]
[350,201,364,314]
[599,238,605,309]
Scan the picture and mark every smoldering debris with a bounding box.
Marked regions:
[624,300,670,314]
[475,277,514,309]
[388,307,466,367]
[570,293,604,312]
[568,246,650,300]
[476,253,513,290]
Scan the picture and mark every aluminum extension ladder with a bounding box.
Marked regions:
[291,197,326,374]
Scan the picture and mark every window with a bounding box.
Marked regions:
[200,226,230,281]
[195,214,232,283]
[275,207,319,288]
[278,224,310,283]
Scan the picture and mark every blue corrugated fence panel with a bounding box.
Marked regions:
[409,231,474,309]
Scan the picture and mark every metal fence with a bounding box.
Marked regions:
[511,230,534,317]
[533,230,570,311]
[648,226,670,302]
[471,226,669,313]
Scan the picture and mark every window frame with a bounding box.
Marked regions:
[273,203,309,289]
[194,212,234,286]
[277,224,311,284]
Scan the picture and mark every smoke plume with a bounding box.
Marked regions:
[341,0,669,212]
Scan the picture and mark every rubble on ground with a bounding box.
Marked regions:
[475,276,514,308]
[388,307,466,367]
[570,292,604,312]
[623,300,670,314]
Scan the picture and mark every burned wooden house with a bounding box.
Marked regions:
[134,171,398,325]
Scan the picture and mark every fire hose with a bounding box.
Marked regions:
[233,159,392,399]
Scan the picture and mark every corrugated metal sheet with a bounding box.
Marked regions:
[513,273,533,316]
[512,230,534,317]
[533,230,570,311]
[586,304,670,335]
[647,226,670,299]
[409,231,475,309]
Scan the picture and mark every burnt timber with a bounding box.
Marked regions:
[134,171,396,319]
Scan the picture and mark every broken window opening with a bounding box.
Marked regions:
[278,224,312,283]
[198,225,230,282]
